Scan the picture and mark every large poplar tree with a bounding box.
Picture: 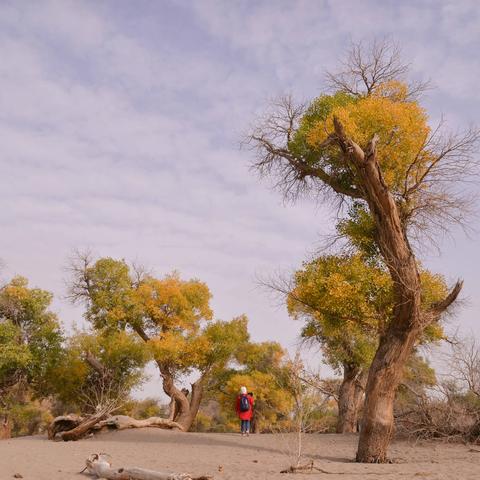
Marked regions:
[248,40,478,462]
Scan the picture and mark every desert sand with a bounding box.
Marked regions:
[0,429,479,480]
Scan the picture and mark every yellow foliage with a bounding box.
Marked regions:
[306,84,431,192]
[288,254,449,371]
[134,274,213,333]
[219,370,294,432]
[148,331,211,372]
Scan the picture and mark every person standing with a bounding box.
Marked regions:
[236,386,254,436]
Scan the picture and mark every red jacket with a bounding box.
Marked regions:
[236,394,254,420]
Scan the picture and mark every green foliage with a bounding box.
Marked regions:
[0,321,31,387]
[297,82,432,194]
[403,354,437,388]
[53,330,148,413]
[235,340,285,372]
[9,400,53,437]
[336,203,380,260]
[207,341,296,432]
[0,277,63,417]
[396,353,437,412]
[120,397,166,419]
[289,92,356,157]
[288,254,391,371]
[288,254,448,374]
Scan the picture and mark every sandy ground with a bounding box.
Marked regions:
[1,429,479,480]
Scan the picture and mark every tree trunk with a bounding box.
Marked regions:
[59,411,108,441]
[356,325,419,462]
[157,362,204,432]
[0,414,11,440]
[336,365,365,433]
[48,414,83,440]
[135,328,205,432]
[354,137,423,462]
[332,119,462,462]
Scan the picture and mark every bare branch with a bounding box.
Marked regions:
[325,38,425,98]
[246,95,364,202]
[65,249,95,304]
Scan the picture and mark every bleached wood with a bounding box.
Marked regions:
[97,415,184,431]
[84,454,210,480]
[49,414,184,441]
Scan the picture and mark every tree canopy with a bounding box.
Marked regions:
[0,276,63,437]
[68,254,250,430]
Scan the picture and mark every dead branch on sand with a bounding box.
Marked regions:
[83,453,212,480]
[280,460,432,476]
[280,461,340,474]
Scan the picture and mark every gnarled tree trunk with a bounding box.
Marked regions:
[336,365,366,433]
[157,361,204,432]
[132,325,206,432]
[333,118,462,462]
[356,324,420,461]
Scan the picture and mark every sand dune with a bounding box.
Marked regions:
[0,429,479,479]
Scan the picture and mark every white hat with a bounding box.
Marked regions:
[240,386,247,394]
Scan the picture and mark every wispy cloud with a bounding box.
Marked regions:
[0,1,479,395]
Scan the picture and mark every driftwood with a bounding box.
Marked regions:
[62,412,109,441]
[48,414,83,440]
[49,414,184,441]
[84,454,212,480]
[97,415,184,431]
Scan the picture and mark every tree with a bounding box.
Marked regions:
[247,39,478,461]
[68,254,249,431]
[0,276,63,438]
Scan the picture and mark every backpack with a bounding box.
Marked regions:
[239,394,250,412]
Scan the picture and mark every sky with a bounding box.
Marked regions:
[0,0,479,397]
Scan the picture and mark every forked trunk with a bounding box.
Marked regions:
[158,362,204,432]
[336,365,365,433]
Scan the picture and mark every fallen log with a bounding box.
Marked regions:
[49,414,184,441]
[97,415,184,432]
[48,414,83,440]
[84,453,212,480]
[61,412,108,441]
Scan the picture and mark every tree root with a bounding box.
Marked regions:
[49,414,184,441]
[83,454,212,480]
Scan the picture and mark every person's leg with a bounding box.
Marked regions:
[240,420,247,435]
[245,419,251,435]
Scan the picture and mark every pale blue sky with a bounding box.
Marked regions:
[0,0,479,396]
